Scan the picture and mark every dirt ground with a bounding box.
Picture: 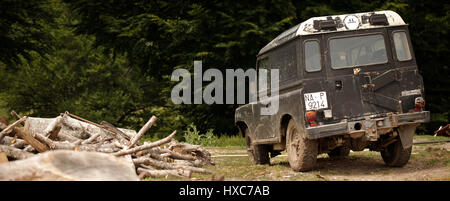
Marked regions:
[196,136,450,181]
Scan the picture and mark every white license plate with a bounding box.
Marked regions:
[304,91,328,111]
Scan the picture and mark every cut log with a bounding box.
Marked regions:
[33,132,120,153]
[140,147,172,162]
[0,113,215,180]
[48,124,62,140]
[137,167,192,178]
[56,132,81,143]
[14,128,49,153]
[43,116,63,140]
[173,159,204,167]
[113,141,126,149]
[148,151,172,163]
[0,145,34,160]
[10,111,25,126]
[0,150,139,181]
[66,112,136,140]
[28,117,87,139]
[26,116,136,141]
[0,116,27,142]
[133,156,214,174]
[1,136,27,149]
[123,155,135,173]
[114,130,177,156]
[173,159,195,167]
[139,164,156,170]
[160,149,197,161]
[168,140,215,166]
[82,133,101,145]
[135,143,160,157]
[128,116,157,148]
[99,121,130,144]
[132,153,170,165]
[65,112,103,128]
[0,152,8,163]
[23,145,36,153]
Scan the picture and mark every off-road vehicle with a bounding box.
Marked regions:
[235,11,430,171]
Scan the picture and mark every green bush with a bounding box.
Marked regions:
[183,123,245,147]
[183,123,218,146]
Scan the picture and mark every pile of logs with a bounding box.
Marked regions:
[0,111,216,180]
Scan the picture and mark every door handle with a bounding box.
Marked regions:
[335,80,343,90]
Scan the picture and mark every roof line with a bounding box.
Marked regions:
[258,10,405,55]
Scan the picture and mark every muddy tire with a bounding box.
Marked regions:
[328,146,350,158]
[286,119,318,172]
[245,128,270,165]
[380,138,412,167]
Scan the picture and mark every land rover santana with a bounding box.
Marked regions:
[235,11,430,171]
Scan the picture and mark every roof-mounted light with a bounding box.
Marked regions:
[369,14,389,25]
[313,17,338,31]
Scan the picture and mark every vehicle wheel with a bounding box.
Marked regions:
[380,138,411,167]
[328,146,350,158]
[245,128,270,164]
[286,119,318,172]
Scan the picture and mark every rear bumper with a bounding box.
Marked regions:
[306,111,430,139]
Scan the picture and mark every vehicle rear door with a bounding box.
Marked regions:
[322,28,402,121]
[300,35,329,125]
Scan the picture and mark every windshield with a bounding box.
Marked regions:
[330,34,387,69]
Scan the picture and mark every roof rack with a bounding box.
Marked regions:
[258,10,405,55]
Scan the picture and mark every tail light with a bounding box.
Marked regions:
[305,111,318,127]
[415,97,425,112]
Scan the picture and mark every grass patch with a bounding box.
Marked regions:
[414,135,449,142]
[141,133,245,148]
[214,135,245,148]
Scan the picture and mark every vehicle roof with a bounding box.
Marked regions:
[258,10,406,56]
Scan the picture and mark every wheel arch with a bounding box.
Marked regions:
[280,114,293,139]
[236,121,249,138]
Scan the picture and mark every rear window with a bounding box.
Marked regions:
[330,34,387,69]
[393,32,412,61]
[304,40,321,72]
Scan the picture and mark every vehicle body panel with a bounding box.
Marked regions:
[235,11,429,149]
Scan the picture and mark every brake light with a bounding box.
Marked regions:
[415,97,425,112]
[305,111,318,127]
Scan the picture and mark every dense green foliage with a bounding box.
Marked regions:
[183,124,218,147]
[0,0,55,65]
[0,0,448,138]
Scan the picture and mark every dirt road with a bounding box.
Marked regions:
[201,136,450,181]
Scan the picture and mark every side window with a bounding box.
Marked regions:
[393,32,412,61]
[258,58,269,70]
[304,40,321,72]
[279,43,297,83]
[258,58,270,91]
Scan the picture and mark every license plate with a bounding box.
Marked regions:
[304,91,328,111]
